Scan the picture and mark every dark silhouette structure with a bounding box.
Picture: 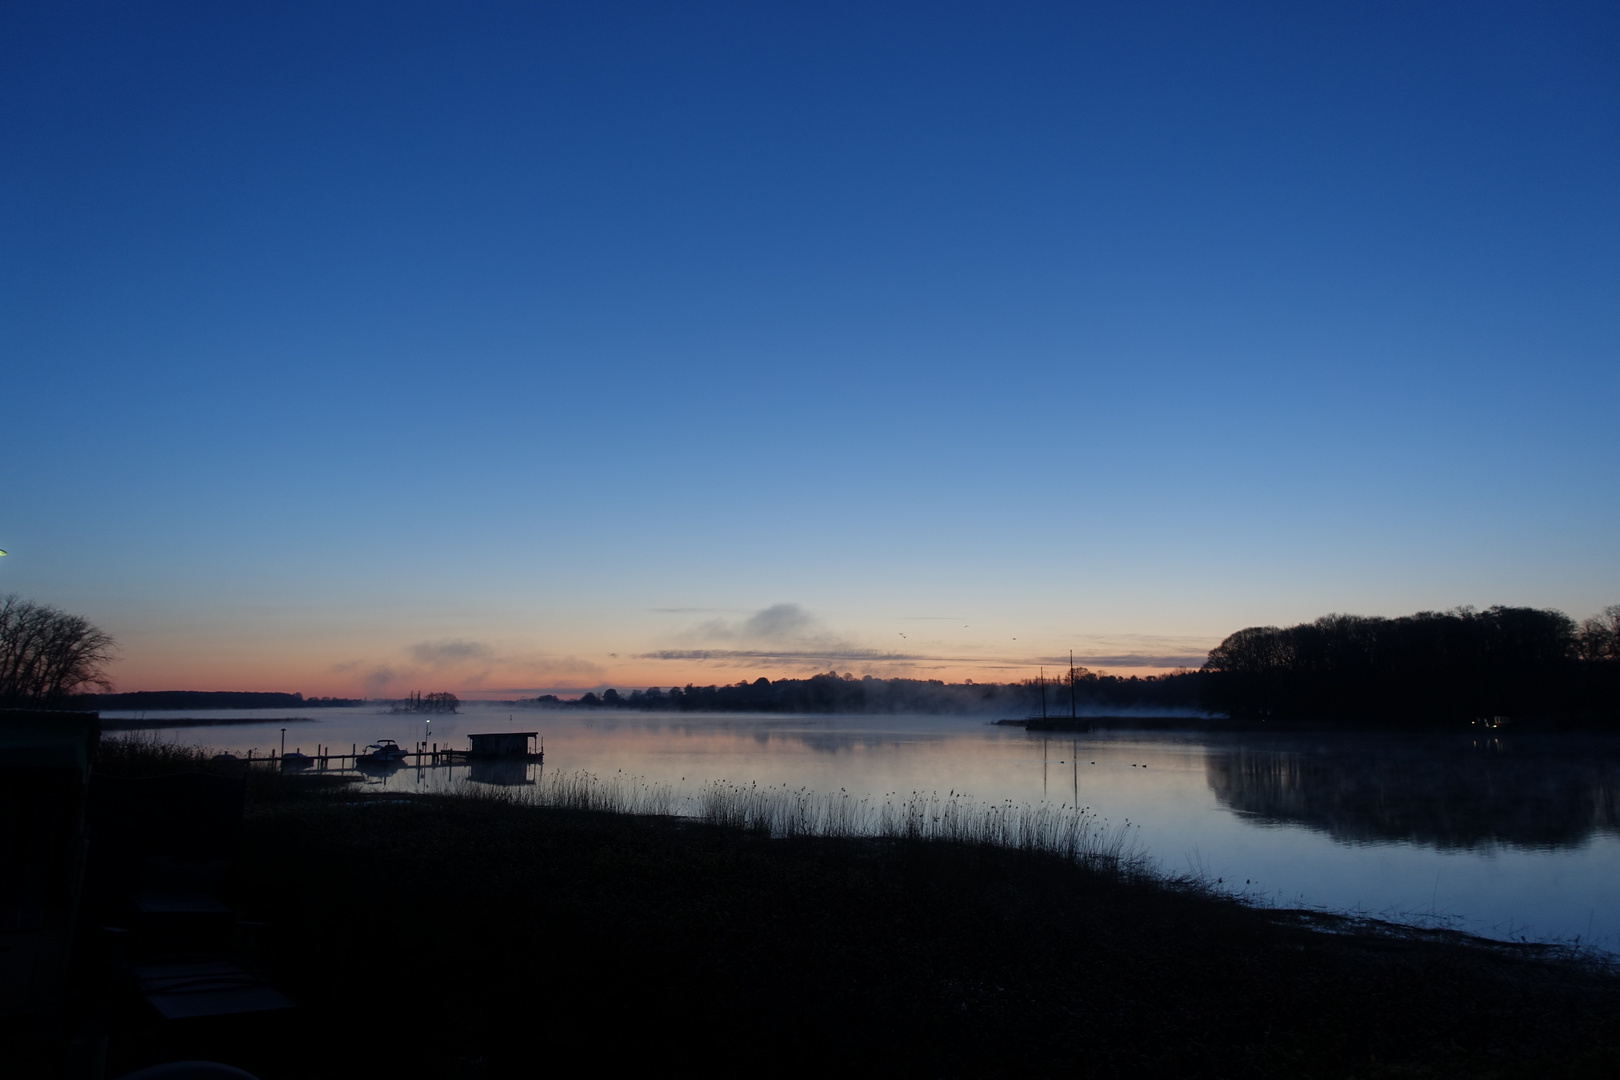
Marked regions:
[84,762,292,1064]
[465,731,539,757]
[0,710,97,1016]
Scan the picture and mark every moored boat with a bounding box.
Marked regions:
[355,739,407,765]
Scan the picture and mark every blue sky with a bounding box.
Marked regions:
[3,1,1617,695]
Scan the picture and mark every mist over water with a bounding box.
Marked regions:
[111,704,1620,952]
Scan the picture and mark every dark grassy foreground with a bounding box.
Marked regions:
[132,792,1617,1079]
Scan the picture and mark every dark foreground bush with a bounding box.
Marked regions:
[193,797,1620,1079]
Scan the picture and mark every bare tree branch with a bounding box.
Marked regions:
[0,595,117,704]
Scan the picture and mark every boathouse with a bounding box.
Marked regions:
[466,731,538,758]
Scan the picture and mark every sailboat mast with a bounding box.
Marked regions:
[1070,649,1076,719]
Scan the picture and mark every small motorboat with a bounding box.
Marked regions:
[356,739,408,766]
[280,751,314,770]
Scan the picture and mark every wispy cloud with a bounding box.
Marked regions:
[363,665,398,693]
[648,602,909,672]
[1056,633,1216,670]
[638,603,1211,675]
[741,602,815,639]
[328,640,605,696]
[638,648,925,663]
[1068,653,1207,668]
[409,639,495,665]
[524,655,607,683]
[692,602,819,642]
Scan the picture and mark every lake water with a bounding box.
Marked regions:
[105,705,1620,954]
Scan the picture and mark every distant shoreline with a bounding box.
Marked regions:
[99,715,323,730]
[1000,715,1620,734]
[998,715,1229,731]
[73,691,366,711]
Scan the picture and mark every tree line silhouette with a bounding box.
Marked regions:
[538,603,1619,727]
[533,669,1208,715]
[1201,605,1620,726]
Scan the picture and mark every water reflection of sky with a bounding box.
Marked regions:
[107,706,1620,953]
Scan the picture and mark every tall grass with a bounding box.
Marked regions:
[448,768,681,817]
[95,730,219,775]
[692,780,1145,874]
[443,770,1141,874]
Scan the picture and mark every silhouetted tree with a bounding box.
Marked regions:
[1580,605,1620,663]
[400,690,459,713]
[0,595,117,705]
[1201,606,1600,725]
[1577,605,1620,720]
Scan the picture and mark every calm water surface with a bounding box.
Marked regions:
[108,706,1620,952]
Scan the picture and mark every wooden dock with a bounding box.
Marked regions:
[241,743,544,773]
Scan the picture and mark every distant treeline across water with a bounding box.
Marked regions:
[535,604,1619,729]
[71,690,366,711]
[533,670,1206,716]
[1201,604,1619,727]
